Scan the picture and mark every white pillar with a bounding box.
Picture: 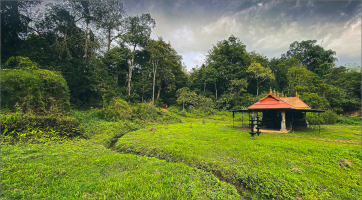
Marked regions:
[303,112,309,127]
[280,111,287,132]
[254,112,258,130]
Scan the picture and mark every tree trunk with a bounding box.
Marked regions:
[83,23,89,62]
[107,28,111,52]
[60,33,67,59]
[183,102,184,110]
[157,78,162,100]
[128,46,136,97]
[204,83,206,92]
[115,70,118,85]
[257,82,259,96]
[152,61,157,105]
[215,83,217,99]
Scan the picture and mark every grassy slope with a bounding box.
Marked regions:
[2,109,361,199]
[1,139,239,199]
[115,121,361,199]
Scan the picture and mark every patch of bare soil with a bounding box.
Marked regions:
[237,127,250,131]
[338,158,353,167]
[343,110,361,117]
[161,108,168,112]
[291,168,303,172]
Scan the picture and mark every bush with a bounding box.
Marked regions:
[1,112,84,144]
[132,102,182,124]
[4,56,39,70]
[337,115,361,125]
[307,110,338,125]
[97,98,133,122]
[97,99,182,124]
[1,68,70,113]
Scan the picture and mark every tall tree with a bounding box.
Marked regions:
[102,45,130,85]
[286,65,314,95]
[37,3,84,61]
[122,13,156,98]
[1,1,40,62]
[147,38,166,104]
[67,0,99,62]
[269,57,301,92]
[155,46,180,101]
[204,36,249,99]
[282,40,338,72]
[202,65,219,99]
[176,87,197,110]
[147,37,180,104]
[246,62,275,96]
[93,0,127,51]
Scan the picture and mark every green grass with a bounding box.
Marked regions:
[115,121,361,199]
[1,139,239,199]
[286,125,361,141]
[2,109,361,199]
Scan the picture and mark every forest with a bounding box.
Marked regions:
[1,1,361,114]
[1,1,361,199]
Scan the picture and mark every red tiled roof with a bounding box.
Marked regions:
[248,93,293,109]
[248,93,311,109]
[279,97,311,109]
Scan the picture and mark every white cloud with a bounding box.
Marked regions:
[198,16,242,37]
[324,16,361,58]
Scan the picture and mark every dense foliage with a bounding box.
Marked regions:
[1,2,360,199]
[1,1,360,113]
[1,67,70,113]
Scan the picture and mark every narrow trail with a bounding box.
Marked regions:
[102,125,248,199]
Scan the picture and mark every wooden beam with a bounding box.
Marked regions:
[233,111,234,128]
[242,113,243,128]
[291,111,294,132]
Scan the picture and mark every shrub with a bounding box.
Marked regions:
[97,98,132,122]
[337,115,361,125]
[132,102,182,124]
[307,110,338,125]
[1,68,70,113]
[4,56,39,70]
[1,112,84,144]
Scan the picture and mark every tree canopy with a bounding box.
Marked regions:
[1,1,360,114]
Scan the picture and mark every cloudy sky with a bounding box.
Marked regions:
[122,0,361,71]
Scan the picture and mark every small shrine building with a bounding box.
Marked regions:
[229,89,325,133]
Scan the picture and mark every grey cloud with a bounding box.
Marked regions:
[123,1,361,70]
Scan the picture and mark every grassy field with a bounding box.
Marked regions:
[1,139,239,199]
[115,120,361,199]
[1,109,361,199]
